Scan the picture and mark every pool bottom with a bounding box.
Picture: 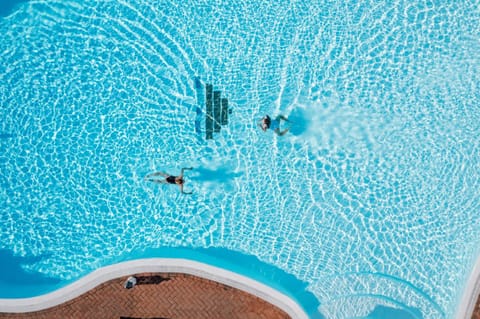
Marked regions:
[0,258,309,319]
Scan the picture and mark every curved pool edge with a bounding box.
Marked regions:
[455,254,480,319]
[0,258,309,318]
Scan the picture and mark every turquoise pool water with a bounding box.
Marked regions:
[1,1,479,318]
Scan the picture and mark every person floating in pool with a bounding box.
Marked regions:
[258,115,290,136]
[145,167,193,194]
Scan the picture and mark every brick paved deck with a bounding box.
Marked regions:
[472,296,480,319]
[0,273,290,319]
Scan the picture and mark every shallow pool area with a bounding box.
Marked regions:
[1,1,480,318]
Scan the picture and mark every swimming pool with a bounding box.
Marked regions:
[0,0,479,318]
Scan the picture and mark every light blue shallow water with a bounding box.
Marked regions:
[1,0,480,318]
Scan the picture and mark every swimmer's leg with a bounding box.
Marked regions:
[145,178,167,184]
[145,171,168,179]
[276,115,290,122]
[274,128,290,136]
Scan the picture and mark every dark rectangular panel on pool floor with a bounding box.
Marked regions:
[221,98,228,125]
[213,91,221,132]
[194,77,204,136]
[205,84,213,140]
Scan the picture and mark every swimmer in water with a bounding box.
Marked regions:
[258,115,290,136]
[145,167,193,194]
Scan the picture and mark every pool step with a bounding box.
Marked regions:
[199,81,231,140]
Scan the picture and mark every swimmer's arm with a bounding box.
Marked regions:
[180,167,193,177]
[180,184,193,195]
[257,122,266,131]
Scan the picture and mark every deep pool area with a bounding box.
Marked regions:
[1,1,479,318]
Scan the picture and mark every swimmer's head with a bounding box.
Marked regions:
[261,115,271,131]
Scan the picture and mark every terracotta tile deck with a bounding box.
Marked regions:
[0,273,290,319]
[473,295,480,319]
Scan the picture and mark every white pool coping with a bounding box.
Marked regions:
[456,255,480,319]
[0,258,309,319]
